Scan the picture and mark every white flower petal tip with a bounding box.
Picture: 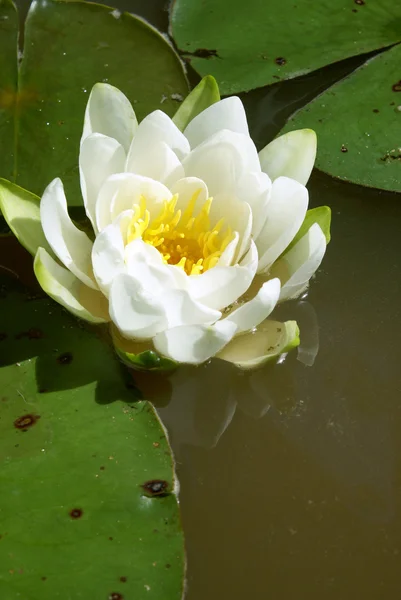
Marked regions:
[82,82,137,152]
[217,320,300,370]
[271,223,327,301]
[0,179,52,257]
[259,128,317,185]
[153,320,237,365]
[224,278,281,333]
[183,96,249,149]
[34,247,109,323]
[40,178,98,290]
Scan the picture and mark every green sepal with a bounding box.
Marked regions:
[172,75,220,131]
[284,206,331,257]
[0,178,51,257]
[116,347,178,373]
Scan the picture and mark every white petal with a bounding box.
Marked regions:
[126,140,184,187]
[109,273,167,340]
[217,320,300,369]
[184,97,249,149]
[210,192,252,263]
[40,178,97,289]
[256,176,308,273]
[163,289,221,328]
[182,130,260,197]
[170,177,209,214]
[259,129,317,185]
[153,320,237,365]
[187,240,258,310]
[79,133,126,233]
[126,110,190,167]
[81,83,137,152]
[224,278,280,333]
[34,247,109,323]
[273,223,327,301]
[92,221,125,295]
[236,171,272,240]
[217,232,239,267]
[125,238,184,295]
[95,173,172,232]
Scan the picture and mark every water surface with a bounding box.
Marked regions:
[13,1,401,597]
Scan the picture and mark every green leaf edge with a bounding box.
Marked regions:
[173,75,220,131]
[0,178,50,257]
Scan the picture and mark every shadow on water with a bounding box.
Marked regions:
[7,0,401,598]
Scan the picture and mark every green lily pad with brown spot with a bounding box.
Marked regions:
[282,43,401,192]
[0,0,188,206]
[0,250,185,598]
[171,0,401,95]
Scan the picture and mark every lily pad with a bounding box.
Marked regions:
[0,0,188,205]
[282,43,401,192]
[0,266,185,598]
[170,0,401,95]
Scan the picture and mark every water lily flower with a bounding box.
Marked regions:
[0,77,330,369]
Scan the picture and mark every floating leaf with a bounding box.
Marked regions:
[0,0,188,205]
[171,0,401,95]
[0,264,185,598]
[283,44,401,192]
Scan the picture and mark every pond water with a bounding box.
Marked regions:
[11,0,401,597]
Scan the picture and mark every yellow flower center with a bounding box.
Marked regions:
[126,190,233,276]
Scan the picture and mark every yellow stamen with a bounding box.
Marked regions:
[125,189,234,276]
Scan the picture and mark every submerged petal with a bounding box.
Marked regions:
[217,320,300,369]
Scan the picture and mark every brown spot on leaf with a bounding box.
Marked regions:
[191,48,218,59]
[14,414,40,432]
[109,594,123,600]
[57,352,73,365]
[41,577,47,581]
[341,145,348,153]
[275,57,287,66]
[142,480,169,496]
[392,81,401,92]
[15,328,44,340]
[354,0,365,4]
[69,508,83,519]
[373,108,379,113]
[119,576,127,583]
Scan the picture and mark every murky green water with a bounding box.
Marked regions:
[12,0,401,597]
